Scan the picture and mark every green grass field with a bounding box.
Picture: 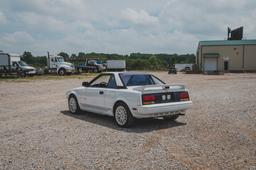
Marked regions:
[0,73,98,82]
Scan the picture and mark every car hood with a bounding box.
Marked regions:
[21,66,36,70]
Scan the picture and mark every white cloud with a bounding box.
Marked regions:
[0,0,256,55]
[17,12,69,32]
[0,31,35,54]
[0,11,7,24]
[1,31,35,44]
[121,8,159,26]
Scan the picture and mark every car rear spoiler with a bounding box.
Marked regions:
[133,84,186,92]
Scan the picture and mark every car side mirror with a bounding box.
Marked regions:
[82,82,89,87]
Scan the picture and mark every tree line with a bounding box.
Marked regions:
[21,51,195,70]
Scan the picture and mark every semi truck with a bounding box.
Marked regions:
[0,51,36,77]
[45,52,75,76]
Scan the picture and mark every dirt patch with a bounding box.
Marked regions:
[0,72,256,169]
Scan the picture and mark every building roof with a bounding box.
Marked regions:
[199,39,256,46]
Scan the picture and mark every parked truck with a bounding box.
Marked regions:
[0,51,36,77]
[77,59,106,73]
[106,60,126,71]
[45,52,75,76]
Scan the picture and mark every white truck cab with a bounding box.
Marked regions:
[47,54,75,76]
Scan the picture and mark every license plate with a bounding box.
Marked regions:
[162,94,171,101]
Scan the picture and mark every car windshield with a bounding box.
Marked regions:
[18,61,28,66]
[119,74,165,86]
[57,57,65,62]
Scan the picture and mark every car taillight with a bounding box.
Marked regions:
[179,92,189,101]
[143,95,156,105]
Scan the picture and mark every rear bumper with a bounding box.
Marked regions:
[132,101,192,118]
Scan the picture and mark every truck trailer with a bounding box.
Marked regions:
[106,60,126,71]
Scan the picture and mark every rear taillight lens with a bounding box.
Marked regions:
[143,95,155,101]
[179,92,189,101]
[143,95,156,105]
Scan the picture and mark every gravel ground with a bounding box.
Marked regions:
[0,72,256,170]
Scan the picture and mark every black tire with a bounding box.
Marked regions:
[164,114,179,121]
[58,68,66,76]
[114,102,134,128]
[68,95,81,114]
[19,71,26,77]
[93,68,98,73]
[96,67,101,73]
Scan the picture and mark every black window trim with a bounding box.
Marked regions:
[88,73,119,89]
[106,74,118,89]
[151,75,166,85]
[118,73,165,88]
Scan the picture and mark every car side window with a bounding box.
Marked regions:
[90,75,111,88]
[127,75,154,86]
[107,75,117,89]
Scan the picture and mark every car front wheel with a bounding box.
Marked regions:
[58,68,66,76]
[68,95,81,114]
[114,103,134,127]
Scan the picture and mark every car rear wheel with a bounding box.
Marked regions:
[68,95,81,114]
[114,103,134,127]
[164,114,179,121]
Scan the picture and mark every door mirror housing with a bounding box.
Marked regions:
[82,82,89,87]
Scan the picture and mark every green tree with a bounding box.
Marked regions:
[149,55,159,70]
[70,54,77,59]
[58,52,69,61]
[21,51,47,67]
[78,52,86,58]
[21,51,34,64]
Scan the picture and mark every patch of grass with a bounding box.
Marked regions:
[0,73,98,82]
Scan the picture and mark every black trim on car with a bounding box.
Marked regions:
[142,92,185,105]
[88,73,123,89]
[118,73,127,88]
[118,73,166,87]
[151,75,166,84]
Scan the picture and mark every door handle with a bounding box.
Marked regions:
[99,91,104,95]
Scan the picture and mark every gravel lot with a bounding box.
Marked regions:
[0,72,256,170]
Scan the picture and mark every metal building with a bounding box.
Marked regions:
[196,40,256,73]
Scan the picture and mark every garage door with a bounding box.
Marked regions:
[204,58,217,71]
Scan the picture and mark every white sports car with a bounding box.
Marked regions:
[66,72,192,127]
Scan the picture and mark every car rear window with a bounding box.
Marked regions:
[119,74,164,86]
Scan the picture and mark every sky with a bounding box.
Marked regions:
[0,0,256,56]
